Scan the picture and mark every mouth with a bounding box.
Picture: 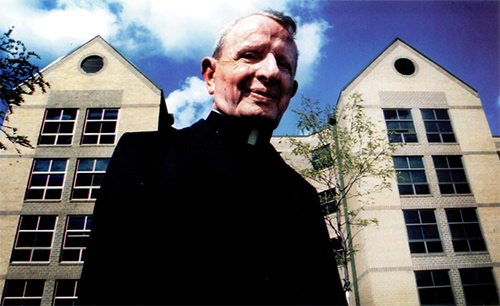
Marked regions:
[249,88,279,103]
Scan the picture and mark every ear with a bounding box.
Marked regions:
[291,80,299,98]
[201,57,217,95]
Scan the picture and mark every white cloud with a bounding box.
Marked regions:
[165,76,213,128]
[0,0,117,56]
[0,0,331,128]
[295,20,331,87]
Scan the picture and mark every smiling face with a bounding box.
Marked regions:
[202,15,299,129]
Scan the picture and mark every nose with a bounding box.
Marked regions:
[255,53,280,82]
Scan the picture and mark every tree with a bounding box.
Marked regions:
[1,27,50,152]
[288,93,400,304]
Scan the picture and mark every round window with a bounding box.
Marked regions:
[394,58,415,76]
[81,55,104,73]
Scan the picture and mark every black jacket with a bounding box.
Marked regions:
[78,112,347,305]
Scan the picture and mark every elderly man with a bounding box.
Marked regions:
[78,11,347,305]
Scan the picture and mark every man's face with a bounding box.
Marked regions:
[202,15,299,129]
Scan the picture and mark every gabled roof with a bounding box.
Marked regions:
[40,35,161,92]
[340,38,478,98]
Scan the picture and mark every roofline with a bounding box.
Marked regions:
[337,37,478,104]
[40,35,162,91]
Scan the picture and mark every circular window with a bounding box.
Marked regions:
[81,55,104,73]
[394,58,415,76]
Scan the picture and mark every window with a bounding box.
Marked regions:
[421,109,456,143]
[81,55,104,73]
[11,215,57,263]
[38,109,78,145]
[383,109,418,143]
[72,159,110,200]
[311,146,333,171]
[393,156,430,195]
[1,280,45,305]
[459,268,499,306]
[446,208,486,252]
[53,280,79,306]
[414,270,455,305]
[81,108,119,145]
[394,58,416,76]
[26,159,68,200]
[318,188,337,216]
[60,216,92,262]
[432,156,470,194]
[403,210,443,254]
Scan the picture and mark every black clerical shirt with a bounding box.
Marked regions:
[78,111,347,305]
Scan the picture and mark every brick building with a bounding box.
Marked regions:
[0,36,168,305]
[273,38,500,305]
[1,36,499,305]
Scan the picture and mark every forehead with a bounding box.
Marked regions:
[225,15,296,54]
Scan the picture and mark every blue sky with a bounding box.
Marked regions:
[2,0,499,136]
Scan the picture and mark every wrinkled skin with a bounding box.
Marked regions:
[202,15,299,130]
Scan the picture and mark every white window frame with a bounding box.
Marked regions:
[38,108,78,146]
[11,215,58,263]
[60,216,92,263]
[81,108,119,145]
[26,159,68,201]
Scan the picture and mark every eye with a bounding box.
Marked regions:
[240,51,259,60]
[277,58,293,74]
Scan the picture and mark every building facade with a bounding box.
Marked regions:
[274,38,500,305]
[0,36,167,305]
[1,36,499,305]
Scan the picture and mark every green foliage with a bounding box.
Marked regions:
[289,93,400,291]
[1,27,50,152]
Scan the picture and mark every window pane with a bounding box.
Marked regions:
[408,157,424,168]
[425,122,439,132]
[403,134,418,143]
[404,210,420,224]
[48,174,64,186]
[384,110,398,120]
[414,184,430,195]
[407,226,423,239]
[438,121,453,132]
[421,109,435,120]
[24,280,45,297]
[455,184,470,194]
[38,216,57,230]
[104,109,119,119]
[87,109,103,120]
[423,225,440,239]
[420,210,436,223]
[34,160,51,172]
[435,109,449,119]
[398,171,411,183]
[95,159,110,171]
[62,109,77,120]
[67,216,86,230]
[31,174,48,187]
[85,122,101,133]
[426,241,443,253]
[20,216,39,230]
[46,109,62,120]
[442,133,456,143]
[56,136,73,145]
[410,242,426,253]
[45,189,62,200]
[410,171,426,183]
[32,249,51,261]
[427,134,441,143]
[43,122,60,134]
[101,122,116,133]
[78,159,94,171]
[398,185,414,195]
[50,160,67,172]
[75,174,93,186]
[99,135,115,144]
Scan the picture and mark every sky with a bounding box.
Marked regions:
[1,0,499,136]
